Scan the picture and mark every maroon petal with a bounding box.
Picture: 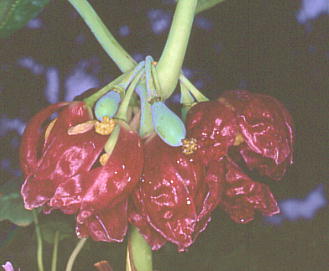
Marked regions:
[20,102,69,177]
[186,101,238,165]
[139,136,202,251]
[197,159,225,220]
[219,158,280,223]
[76,201,128,242]
[239,143,290,180]
[21,175,56,209]
[36,102,107,183]
[50,124,143,222]
[128,189,167,250]
[224,91,294,165]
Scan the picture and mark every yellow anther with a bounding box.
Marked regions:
[182,138,198,155]
[44,118,57,140]
[152,61,158,66]
[67,120,96,135]
[233,133,244,146]
[95,116,116,135]
[99,153,110,166]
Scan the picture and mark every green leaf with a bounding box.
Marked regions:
[0,0,51,39]
[0,179,34,226]
[196,0,226,14]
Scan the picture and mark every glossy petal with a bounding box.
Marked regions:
[186,101,238,165]
[20,102,69,176]
[21,102,107,210]
[221,90,294,167]
[128,189,167,250]
[50,124,143,223]
[239,143,290,180]
[218,158,280,223]
[131,135,211,251]
[76,201,128,242]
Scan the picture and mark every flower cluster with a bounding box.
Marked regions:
[20,86,294,251]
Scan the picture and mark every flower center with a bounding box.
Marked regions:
[95,116,116,135]
[182,138,198,155]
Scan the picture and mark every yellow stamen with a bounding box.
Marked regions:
[233,133,244,146]
[95,116,116,135]
[44,118,57,140]
[182,138,198,155]
[99,153,110,166]
[68,120,97,135]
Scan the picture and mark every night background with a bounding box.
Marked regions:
[0,0,328,270]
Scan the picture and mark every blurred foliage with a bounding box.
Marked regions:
[0,0,50,38]
[0,178,33,226]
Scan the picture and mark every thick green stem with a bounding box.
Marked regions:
[68,0,136,72]
[126,226,152,271]
[65,238,87,271]
[51,231,60,271]
[32,209,44,271]
[156,0,198,99]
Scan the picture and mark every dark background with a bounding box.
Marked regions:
[0,0,328,270]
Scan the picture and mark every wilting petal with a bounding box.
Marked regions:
[186,101,238,165]
[219,158,280,223]
[76,201,128,242]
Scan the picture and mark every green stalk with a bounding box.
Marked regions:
[65,238,88,271]
[51,231,60,271]
[68,0,136,72]
[115,66,145,121]
[126,226,152,271]
[156,0,198,99]
[32,209,44,271]
[180,74,209,102]
[83,72,127,107]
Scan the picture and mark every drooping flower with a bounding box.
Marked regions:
[20,96,144,242]
[20,101,107,210]
[129,135,221,251]
[186,90,294,180]
[51,122,144,242]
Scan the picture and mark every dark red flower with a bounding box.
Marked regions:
[184,100,238,165]
[20,100,144,242]
[186,90,294,180]
[207,157,279,224]
[220,90,294,180]
[129,135,221,251]
[20,101,107,209]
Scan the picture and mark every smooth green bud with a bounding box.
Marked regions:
[151,101,186,147]
[94,91,121,121]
